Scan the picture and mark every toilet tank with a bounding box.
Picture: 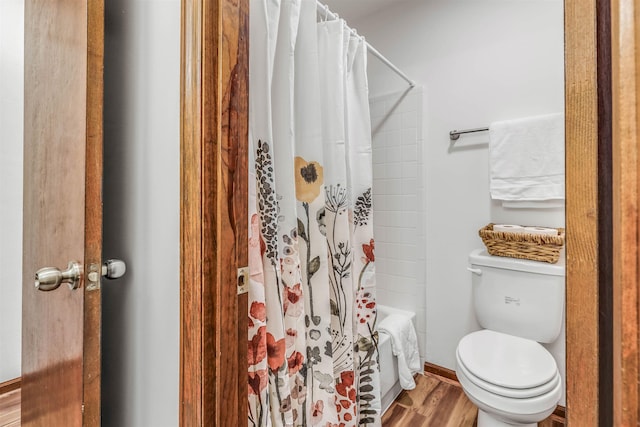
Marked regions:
[469,249,565,343]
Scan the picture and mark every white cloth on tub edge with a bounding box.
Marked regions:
[377,313,422,390]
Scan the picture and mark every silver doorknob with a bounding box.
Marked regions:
[35,261,82,291]
[101,259,126,280]
[86,259,127,284]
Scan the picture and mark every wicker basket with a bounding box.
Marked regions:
[479,223,565,264]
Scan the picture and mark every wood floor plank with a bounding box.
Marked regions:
[383,374,476,426]
[420,382,461,424]
[382,403,431,426]
[393,374,440,409]
[540,415,566,427]
[383,372,564,427]
[0,388,20,426]
[444,391,479,427]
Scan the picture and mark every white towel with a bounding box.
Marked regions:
[502,199,565,209]
[489,113,564,201]
[377,314,421,390]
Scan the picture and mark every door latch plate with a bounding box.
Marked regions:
[237,266,249,295]
[87,263,101,291]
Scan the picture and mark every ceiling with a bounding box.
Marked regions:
[321,0,397,22]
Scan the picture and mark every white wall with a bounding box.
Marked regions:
[0,0,24,384]
[102,1,181,425]
[352,0,566,404]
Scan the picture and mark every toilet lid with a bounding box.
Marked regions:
[457,330,557,389]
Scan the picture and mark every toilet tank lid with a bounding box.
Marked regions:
[469,249,565,276]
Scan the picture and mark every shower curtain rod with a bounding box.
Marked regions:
[316,1,416,88]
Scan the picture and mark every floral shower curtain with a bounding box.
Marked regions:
[247,0,380,425]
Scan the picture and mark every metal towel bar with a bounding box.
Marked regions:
[449,127,489,141]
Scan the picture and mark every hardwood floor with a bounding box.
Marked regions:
[383,373,478,426]
[0,372,564,427]
[0,388,20,427]
[382,372,565,427]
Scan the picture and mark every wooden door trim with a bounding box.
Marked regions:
[83,0,105,424]
[611,0,640,424]
[0,378,21,395]
[565,0,610,424]
[178,0,612,425]
[595,1,615,424]
[180,0,206,423]
[180,0,249,425]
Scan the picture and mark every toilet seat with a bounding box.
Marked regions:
[455,330,562,423]
[457,349,560,399]
[456,352,562,423]
[457,330,558,390]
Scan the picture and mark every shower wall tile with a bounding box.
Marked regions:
[401,163,418,178]
[387,130,402,146]
[382,114,402,131]
[370,101,385,118]
[371,88,427,359]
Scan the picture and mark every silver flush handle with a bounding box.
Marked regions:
[467,267,482,276]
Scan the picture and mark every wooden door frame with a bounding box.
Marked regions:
[565,0,611,425]
[611,0,640,424]
[179,0,628,425]
[180,0,249,425]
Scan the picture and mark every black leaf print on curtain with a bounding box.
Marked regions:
[354,188,372,227]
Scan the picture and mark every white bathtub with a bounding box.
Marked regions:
[377,304,417,414]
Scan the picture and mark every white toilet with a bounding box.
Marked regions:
[456,249,565,427]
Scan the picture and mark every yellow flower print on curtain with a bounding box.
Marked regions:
[294,157,324,203]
